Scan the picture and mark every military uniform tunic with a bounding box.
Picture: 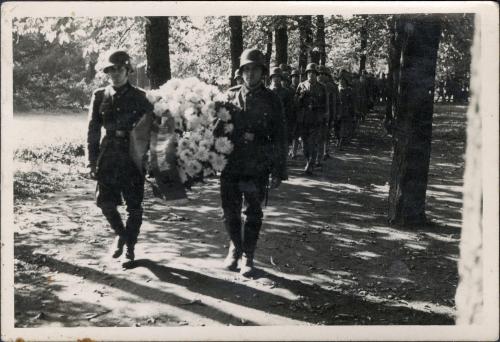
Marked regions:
[295,80,328,164]
[221,83,287,255]
[87,82,153,243]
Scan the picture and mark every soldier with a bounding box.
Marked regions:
[295,63,328,175]
[337,70,356,150]
[290,69,301,91]
[281,71,292,89]
[269,67,294,146]
[221,48,287,277]
[234,69,244,85]
[87,50,153,261]
[317,66,338,162]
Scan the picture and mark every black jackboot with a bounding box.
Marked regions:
[222,219,242,271]
[101,206,127,258]
[240,226,259,277]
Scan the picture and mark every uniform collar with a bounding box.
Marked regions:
[241,82,265,96]
[105,82,131,97]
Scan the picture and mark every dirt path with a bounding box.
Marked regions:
[14,105,465,327]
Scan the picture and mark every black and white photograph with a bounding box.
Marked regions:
[1,1,498,341]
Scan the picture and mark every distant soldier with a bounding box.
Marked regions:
[290,69,301,91]
[281,71,292,89]
[221,48,287,277]
[337,71,356,150]
[279,63,292,74]
[295,63,328,175]
[317,65,338,161]
[268,67,294,145]
[288,69,302,158]
[87,50,153,261]
[234,69,244,85]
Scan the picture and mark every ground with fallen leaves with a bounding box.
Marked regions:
[13,104,465,326]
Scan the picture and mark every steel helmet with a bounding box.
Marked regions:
[291,69,300,77]
[305,63,318,74]
[317,65,328,74]
[103,50,133,73]
[239,48,267,72]
[270,67,283,78]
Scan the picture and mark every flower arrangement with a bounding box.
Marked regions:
[146,77,236,187]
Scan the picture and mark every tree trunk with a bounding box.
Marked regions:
[265,29,273,70]
[85,51,98,84]
[455,17,483,325]
[314,15,326,65]
[388,14,442,225]
[275,16,288,66]
[359,16,368,72]
[385,16,404,130]
[145,17,170,89]
[229,16,243,86]
[298,16,312,73]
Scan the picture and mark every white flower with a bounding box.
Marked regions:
[186,160,202,177]
[214,137,233,154]
[216,107,231,122]
[154,101,169,116]
[211,154,227,172]
[194,147,210,162]
[179,149,193,163]
[146,90,161,104]
[168,100,181,118]
[186,114,202,131]
[224,123,234,134]
[178,168,188,183]
[177,137,190,152]
[190,131,203,143]
[202,101,216,117]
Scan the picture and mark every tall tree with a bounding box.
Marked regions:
[264,29,273,71]
[387,14,442,225]
[359,15,368,72]
[314,15,326,65]
[298,16,312,73]
[275,16,288,66]
[229,16,243,86]
[146,17,170,89]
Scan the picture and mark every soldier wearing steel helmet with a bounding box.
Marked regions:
[234,69,244,85]
[268,67,294,147]
[221,48,287,277]
[317,65,338,162]
[288,69,302,159]
[87,50,153,262]
[294,62,328,175]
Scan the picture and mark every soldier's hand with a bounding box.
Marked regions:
[89,166,97,180]
[270,176,281,189]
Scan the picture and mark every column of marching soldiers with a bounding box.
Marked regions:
[234,62,391,176]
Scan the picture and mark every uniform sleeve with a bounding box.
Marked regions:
[87,90,103,167]
[270,93,288,180]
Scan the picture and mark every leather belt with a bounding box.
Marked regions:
[106,130,129,138]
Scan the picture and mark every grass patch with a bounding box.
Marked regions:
[14,141,87,203]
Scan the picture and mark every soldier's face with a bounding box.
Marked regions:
[107,65,128,86]
[271,75,281,85]
[242,64,263,87]
[307,71,317,83]
[292,76,299,85]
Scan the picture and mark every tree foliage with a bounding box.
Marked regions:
[12,14,474,110]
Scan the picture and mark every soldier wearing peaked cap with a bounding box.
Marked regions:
[221,48,287,277]
[294,63,328,175]
[87,50,153,262]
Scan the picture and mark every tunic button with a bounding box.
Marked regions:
[116,107,120,111]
